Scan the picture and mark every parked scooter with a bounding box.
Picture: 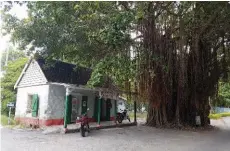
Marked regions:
[116,109,131,123]
[77,108,90,137]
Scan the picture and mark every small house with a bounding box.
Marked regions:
[14,58,120,127]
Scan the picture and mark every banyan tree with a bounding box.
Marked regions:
[135,2,230,127]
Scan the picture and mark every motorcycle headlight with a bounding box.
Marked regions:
[77,117,80,120]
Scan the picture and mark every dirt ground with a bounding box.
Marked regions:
[1,118,230,151]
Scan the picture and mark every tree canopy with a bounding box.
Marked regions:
[1,57,28,115]
[1,46,26,69]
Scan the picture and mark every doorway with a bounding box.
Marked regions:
[71,96,80,123]
[81,96,88,115]
[94,97,112,121]
[106,99,111,121]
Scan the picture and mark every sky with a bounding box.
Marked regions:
[0,2,28,53]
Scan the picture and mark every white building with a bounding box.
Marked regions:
[14,58,120,127]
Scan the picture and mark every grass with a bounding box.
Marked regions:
[128,112,230,121]
[1,114,27,129]
[1,114,16,126]
[209,112,230,120]
[129,112,147,119]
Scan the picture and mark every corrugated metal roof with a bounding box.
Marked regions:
[36,58,92,85]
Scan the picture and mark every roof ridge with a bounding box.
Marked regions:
[35,58,92,85]
[35,58,91,70]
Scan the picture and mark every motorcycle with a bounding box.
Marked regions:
[77,108,90,137]
[116,109,131,124]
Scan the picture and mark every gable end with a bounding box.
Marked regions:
[15,59,48,88]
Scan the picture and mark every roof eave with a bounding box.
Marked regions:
[14,59,32,90]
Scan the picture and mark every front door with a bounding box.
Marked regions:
[106,99,111,121]
[81,96,88,114]
[71,97,80,122]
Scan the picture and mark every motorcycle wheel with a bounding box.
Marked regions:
[118,118,123,123]
[127,117,131,122]
[80,125,85,137]
[84,125,89,137]
[86,124,90,133]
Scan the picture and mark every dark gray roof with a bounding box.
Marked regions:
[36,58,92,85]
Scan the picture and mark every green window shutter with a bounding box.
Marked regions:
[32,94,39,117]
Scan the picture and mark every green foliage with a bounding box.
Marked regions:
[1,47,26,69]
[1,57,28,115]
[2,2,133,66]
[87,62,105,88]
[218,82,230,106]
[87,55,135,90]
[2,2,139,98]
[212,82,230,107]
[209,113,222,120]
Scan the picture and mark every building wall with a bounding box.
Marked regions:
[47,85,97,120]
[101,99,116,118]
[15,83,117,126]
[18,60,47,87]
[110,99,116,117]
[69,88,96,119]
[15,85,49,119]
[47,84,66,120]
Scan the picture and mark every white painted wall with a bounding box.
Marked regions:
[15,85,49,119]
[47,84,66,119]
[70,89,96,118]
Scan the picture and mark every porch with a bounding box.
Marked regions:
[65,120,136,133]
[56,83,137,133]
[42,120,137,134]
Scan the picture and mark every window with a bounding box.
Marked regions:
[26,94,39,117]
[26,95,33,113]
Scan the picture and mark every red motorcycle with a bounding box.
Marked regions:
[77,108,90,137]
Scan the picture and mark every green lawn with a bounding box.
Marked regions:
[1,115,16,126]
[129,112,147,119]
[209,112,230,120]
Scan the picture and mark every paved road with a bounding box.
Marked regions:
[223,117,230,126]
[1,123,230,151]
